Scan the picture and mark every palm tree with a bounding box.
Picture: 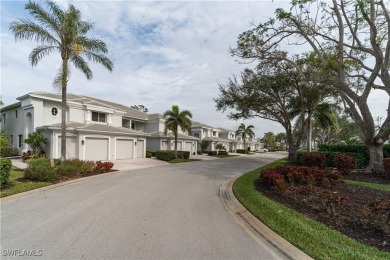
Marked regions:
[235,123,255,150]
[163,105,192,158]
[10,1,113,163]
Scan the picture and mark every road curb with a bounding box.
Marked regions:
[220,173,313,260]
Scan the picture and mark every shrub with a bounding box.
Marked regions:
[155,150,176,161]
[193,152,196,155]
[146,152,152,158]
[0,157,12,187]
[55,164,80,178]
[364,200,390,234]
[25,158,55,182]
[22,151,32,161]
[301,153,326,169]
[0,146,19,157]
[177,151,190,159]
[236,149,248,154]
[95,161,114,173]
[24,130,47,156]
[208,151,217,156]
[197,150,203,155]
[201,140,209,151]
[383,158,390,176]
[146,151,156,157]
[54,159,95,178]
[333,154,356,175]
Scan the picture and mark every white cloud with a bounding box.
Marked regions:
[1,0,387,138]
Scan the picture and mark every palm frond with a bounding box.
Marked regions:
[25,1,60,33]
[52,63,71,90]
[29,45,59,66]
[78,21,94,35]
[83,51,113,72]
[10,19,59,45]
[76,36,108,53]
[70,54,92,80]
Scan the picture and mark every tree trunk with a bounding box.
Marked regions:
[307,119,312,152]
[366,142,384,174]
[174,134,178,159]
[288,142,298,164]
[60,58,68,164]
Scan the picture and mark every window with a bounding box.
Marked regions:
[18,135,23,148]
[15,110,18,118]
[122,119,130,128]
[131,122,136,130]
[194,133,199,138]
[51,107,58,117]
[2,113,5,124]
[92,112,106,122]
[213,131,217,137]
[10,135,13,146]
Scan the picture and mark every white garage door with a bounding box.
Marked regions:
[57,136,77,159]
[116,139,133,160]
[161,140,168,150]
[137,140,145,158]
[184,142,192,153]
[85,138,109,161]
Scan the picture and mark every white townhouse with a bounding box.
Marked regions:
[218,128,243,152]
[190,121,232,152]
[0,92,198,161]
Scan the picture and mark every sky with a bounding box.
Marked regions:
[1,0,388,138]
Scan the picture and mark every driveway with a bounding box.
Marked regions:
[1,152,287,259]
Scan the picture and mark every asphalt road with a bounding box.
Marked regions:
[1,152,287,260]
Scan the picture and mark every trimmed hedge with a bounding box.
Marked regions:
[208,151,229,156]
[297,151,366,169]
[25,158,56,182]
[155,150,190,161]
[146,152,152,158]
[0,146,19,157]
[0,157,12,186]
[146,151,156,157]
[236,149,249,154]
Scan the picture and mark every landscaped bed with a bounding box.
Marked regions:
[233,157,390,259]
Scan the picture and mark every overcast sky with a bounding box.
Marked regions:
[1,0,388,138]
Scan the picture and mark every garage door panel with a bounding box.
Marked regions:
[184,142,192,153]
[137,140,144,158]
[116,139,133,160]
[85,138,108,161]
[58,137,77,159]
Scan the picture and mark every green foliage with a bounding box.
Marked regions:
[235,123,255,147]
[236,149,249,154]
[300,153,326,169]
[0,130,9,148]
[146,152,152,158]
[263,131,275,148]
[146,151,156,157]
[215,143,225,150]
[0,147,19,157]
[24,130,47,156]
[54,159,94,178]
[0,157,12,186]
[201,140,209,151]
[155,150,190,161]
[197,150,203,155]
[25,158,55,182]
[333,154,356,175]
[383,158,390,177]
[297,151,366,169]
[208,151,229,156]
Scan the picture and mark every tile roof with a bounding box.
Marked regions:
[24,92,149,120]
[149,131,200,141]
[39,122,149,136]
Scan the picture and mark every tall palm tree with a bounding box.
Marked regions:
[236,123,255,150]
[10,1,113,163]
[163,105,192,158]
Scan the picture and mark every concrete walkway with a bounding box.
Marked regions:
[10,158,27,169]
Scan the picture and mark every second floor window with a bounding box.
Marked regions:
[92,112,106,122]
[131,122,136,130]
[194,133,199,138]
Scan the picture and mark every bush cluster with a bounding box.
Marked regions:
[297,151,365,169]
[364,200,390,234]
[25,158,56,182]
[0,147,19,157]
[0,157,12,187]
[258,166,343,193]
[146,152,152,158]
[333,154,356,175]
[146,151,156,157]
[300,153,326,169]
[25,159,112,182]
[207,151,229,156]
[197,150,203,155]
[236,149,249,154]
[155,150,190,161]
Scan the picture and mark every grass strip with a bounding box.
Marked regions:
[168,158,201,164]
[233,158,390,260]
[1,170,51,198]
[346,180,390,192]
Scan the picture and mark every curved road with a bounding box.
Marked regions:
[1,153,286,259]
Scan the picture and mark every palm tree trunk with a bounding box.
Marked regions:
[307,118,312,152]
[174,134,178,159]
[60,58,68,164]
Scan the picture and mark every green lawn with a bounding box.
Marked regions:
[212,154,239,158]
[0,170,51,198]
[233,158,390,260]
[346,180,390,192]
[168,158,201,164]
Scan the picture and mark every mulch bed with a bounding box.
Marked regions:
[256,172,390,252]
[346,171,390,184]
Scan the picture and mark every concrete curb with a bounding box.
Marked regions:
[220,173,313,260]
